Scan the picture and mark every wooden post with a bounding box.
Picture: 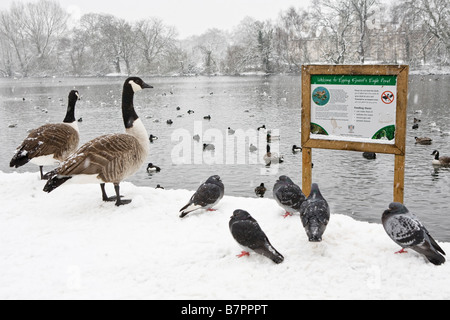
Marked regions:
[302,147,312,197]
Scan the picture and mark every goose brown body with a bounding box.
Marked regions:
[10,90,80,179]
[57,131,148,184]
[12,123,79,166]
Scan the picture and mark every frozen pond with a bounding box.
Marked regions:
[1,74,449,241]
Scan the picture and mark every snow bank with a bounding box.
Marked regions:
[1,171,449,300]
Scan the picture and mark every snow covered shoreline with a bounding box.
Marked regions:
[1,171,449,300]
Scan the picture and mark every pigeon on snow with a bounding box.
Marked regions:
[299,183,330,242]
[273,176,306,218]
[382,202,445,265]
[179,175,224,218]
[229,209,284,264]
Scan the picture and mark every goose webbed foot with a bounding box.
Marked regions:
[100,183,130,206]
[39,166,53,180]
[113,184,131,206]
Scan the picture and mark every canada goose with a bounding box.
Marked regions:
[146,163,161,172]
[166,119,173,125]
[204,115,211,120]
[10,90,81,180]
[431,150,450,166]
[412,123,419,130]
[228,127,235,135]
[292,145,302,153]
[43,77,153,206]
[415,137,432,145]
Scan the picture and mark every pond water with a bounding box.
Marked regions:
[1,74,449,241]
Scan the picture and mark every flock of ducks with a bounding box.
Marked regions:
[412,116,450,166]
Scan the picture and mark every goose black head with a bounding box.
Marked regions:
[63,90,80,123]
[69,90,80,102]
[125,77,153,93]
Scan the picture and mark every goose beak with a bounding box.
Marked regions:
[142,82,153,89]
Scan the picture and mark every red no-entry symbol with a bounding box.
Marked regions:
[381,91,395,104]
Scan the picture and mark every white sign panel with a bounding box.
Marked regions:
[310,74,397,143]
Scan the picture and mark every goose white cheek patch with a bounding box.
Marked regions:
[129,80,142,93]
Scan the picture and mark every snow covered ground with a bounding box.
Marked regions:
[1,171,449,300]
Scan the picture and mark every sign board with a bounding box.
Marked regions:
[310,74,397,142]
[301,65,409,203]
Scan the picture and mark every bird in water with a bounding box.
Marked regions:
[254,183,267,198]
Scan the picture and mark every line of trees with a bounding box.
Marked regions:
[0,0,449,77]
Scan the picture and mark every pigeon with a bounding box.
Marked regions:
[254,183,267,198]
[382,202,446,265]
[299,183,330,242]
[229,209,284,264]
[179,175,224,218]
[273,176,306,218]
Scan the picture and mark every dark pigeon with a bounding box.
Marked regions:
[229,209,284,264]
[273,176,306,218]
[299,183,330,242]
[179,175,224,218]
[382,202,446,265]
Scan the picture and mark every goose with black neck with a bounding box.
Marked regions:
[10,90,81,180]
[43,77,153,206]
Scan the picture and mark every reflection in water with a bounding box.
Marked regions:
[0,75,449,241]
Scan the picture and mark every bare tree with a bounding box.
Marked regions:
[136,18,178,74]
[313,0,354,64]
[407,0,450,64]
[352,0,378,63]
[276,7,312,71]
[0,3,33,76]
[21,0,68,71]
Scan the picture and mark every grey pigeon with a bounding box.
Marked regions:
[179,175,224,218]
[382,202,445,265]
[299,183,330,242]
[273,176,306,218]
[229,209,284,264]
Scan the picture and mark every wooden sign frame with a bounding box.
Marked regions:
[301,65,409,203]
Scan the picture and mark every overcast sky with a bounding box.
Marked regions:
[0,0,313,38]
